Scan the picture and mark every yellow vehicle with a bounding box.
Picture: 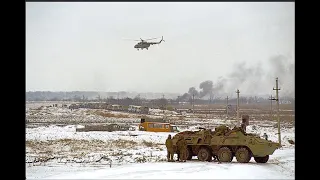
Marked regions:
[138,119,179,132]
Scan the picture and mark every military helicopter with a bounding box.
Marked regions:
[125,36,165,50]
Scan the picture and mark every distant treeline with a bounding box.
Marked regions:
[26,91,294,105]
[26,91,180,101]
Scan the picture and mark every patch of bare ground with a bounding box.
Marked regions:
[26,139,142,153]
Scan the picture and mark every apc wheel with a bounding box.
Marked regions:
[218,147,233,162]
[235,147,251,163]
[197,147,212,161]
[254,155,269,163]
[186,147,193,160]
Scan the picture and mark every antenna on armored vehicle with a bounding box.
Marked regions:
[273,77,281,146]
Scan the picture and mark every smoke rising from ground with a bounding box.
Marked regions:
[183,54,294,99]
[199,80,213,98]
[268,55,295,97]
[188,87,199,97]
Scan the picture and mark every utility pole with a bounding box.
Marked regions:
[236,90,240,127]
[226,96,229,119]
[269,95,276,120]
[162,94,167,121]
[192,93,195,114]
[207,97,210,118]
[162,94,167,111]
[273,77,281,146]
[151,100,154,109]
[208,91,213,118]
[117,92,119,105]
[64,92,67,102]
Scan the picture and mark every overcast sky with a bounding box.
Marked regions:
[26,2,294,95]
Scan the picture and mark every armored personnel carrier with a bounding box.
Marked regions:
[172,125,280,163]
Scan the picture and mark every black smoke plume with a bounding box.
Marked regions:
[199,80,213,98]
[181,54,294,98]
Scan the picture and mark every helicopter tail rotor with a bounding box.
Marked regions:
[159,36,165,43]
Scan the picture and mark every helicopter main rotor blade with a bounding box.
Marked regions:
[122,38,141,41]
[143,37,161,41]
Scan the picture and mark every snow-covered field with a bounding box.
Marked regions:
[26,104,295,179]
[27,147,294,179]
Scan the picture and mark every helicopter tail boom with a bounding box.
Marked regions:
[159,36,165,43]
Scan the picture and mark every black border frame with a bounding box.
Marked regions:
[20,1,299,180]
